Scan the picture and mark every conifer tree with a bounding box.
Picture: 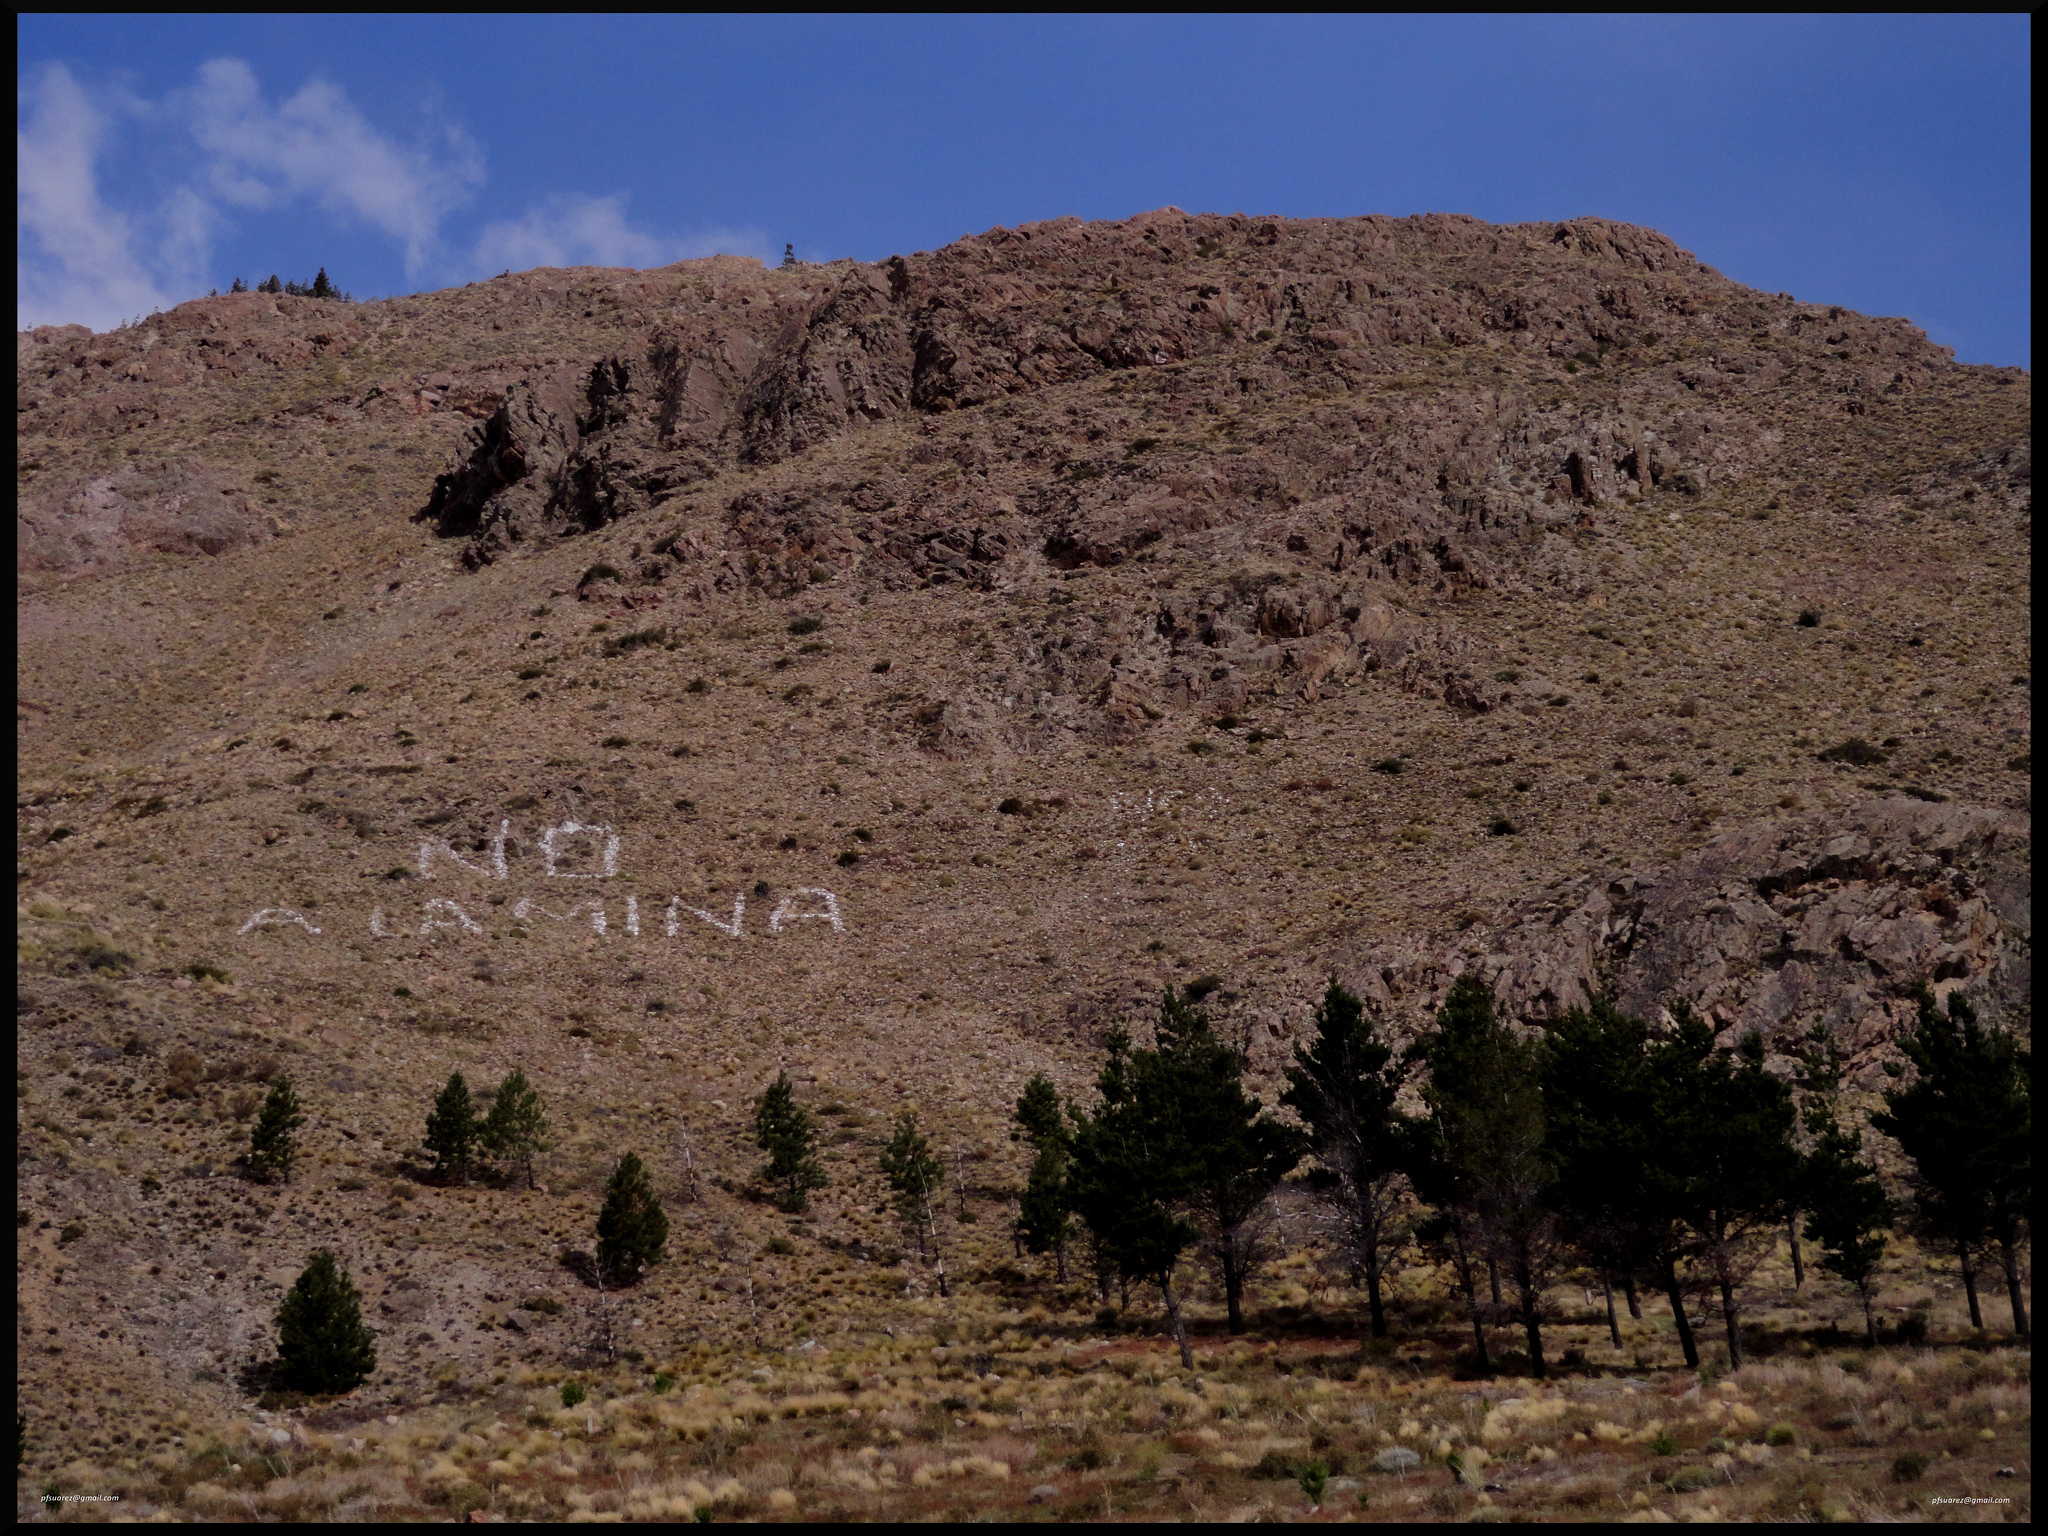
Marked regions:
[258,274,282,294]
[424,1072,479,1185]
[1801,1100,1891,1345]
[1068,987,1297,1365]
[1874,987,2031,1338]
[1410,973,1555,1375]
[1646,1007,1801,1367]
[1015,1072,1066,1148]
[481,1069,552,1188]
[310,267,337,299]
[1164,987,1303,1335]
[1283,979,1413,1338]
[753,1071,826,1212]
[1539,998,1670,1352]
[228,276,248,294]
[275,1250,376,1394]
[1013,1073,1072,1281]
[595,1152,668,1282]
[246,1076,305,1185]
[881,1112,948,1294]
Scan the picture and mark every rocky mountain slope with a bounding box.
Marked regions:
[15,209,2030,1492]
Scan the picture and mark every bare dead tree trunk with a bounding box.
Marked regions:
[1602,1273,1623,1349]
[1515,1258,1546,1378]
[1158,1269,1194,1371]
[1450,1220,1490,1374]
[1718,1275,1744,1368]
[922,1191,948,1299]
[1223,1241,1246,1335]
[1959,1238,1985,1331]
[1999,1235,2029,1340]
[1661,1257,1700,1370]
[678,1121,698,1204]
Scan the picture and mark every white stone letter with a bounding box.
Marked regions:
[513,897,606,934]
[420,898,483,937]
[667,891,744,938]
[238,908,321,936]
[418,819,510,879]
[767,887,844,934]
[541,821,619,878]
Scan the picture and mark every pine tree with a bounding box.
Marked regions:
[1159,987,1303,1336]
[228,277,248,294]
[275,1250,376,1394]
[1539,998,1671,1352]
[1801,1100,1891,1345]
[1018,1144,1074,1281]
[1067,988,1297,1365]
[258,274,282,294]
[1410,973,1555,1375]
[752,1071,826,1213]
[246,1076,305,1185]
[1013,1073,1072,1281]
[310,267,337,299]
[423,1072,479,1185]
[1067,1017,1200,1367]
[595,1152,668,1282]
[1283,979,1413,1338]
[881,1112,948,1294]
[1873,987,2031,1338]
[480,1069,552,1189]
[1015,1072,1066,1148]
[1647,1008,1801,1367]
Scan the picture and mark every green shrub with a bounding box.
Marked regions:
[1650,1430,1678,1457]
[1669,1464,1715,1493]
[1297,1458,1329,1505]
[788,616,824,636]
[578,564,621,587]
[561,1380,586,1408]
[1890,1450,1930,1482]
[1766,1423,1797,1447]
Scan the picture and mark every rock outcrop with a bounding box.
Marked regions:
[1471,799,2027,1079]
[17,458,276,576]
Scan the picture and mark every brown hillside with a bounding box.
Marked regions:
[15,209,2030,1518]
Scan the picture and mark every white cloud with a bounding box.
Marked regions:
[180,59,483,273]
[18,56,762,334]
[17,62,179,331]
[473,192,769,273]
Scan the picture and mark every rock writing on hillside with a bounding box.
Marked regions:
[235,815,846,942]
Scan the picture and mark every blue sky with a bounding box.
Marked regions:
[18,15,2030,366]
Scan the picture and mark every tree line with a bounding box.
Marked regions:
[246,974,2026,1395]
[1005,977,2028,1374]
[209,268,347,299]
